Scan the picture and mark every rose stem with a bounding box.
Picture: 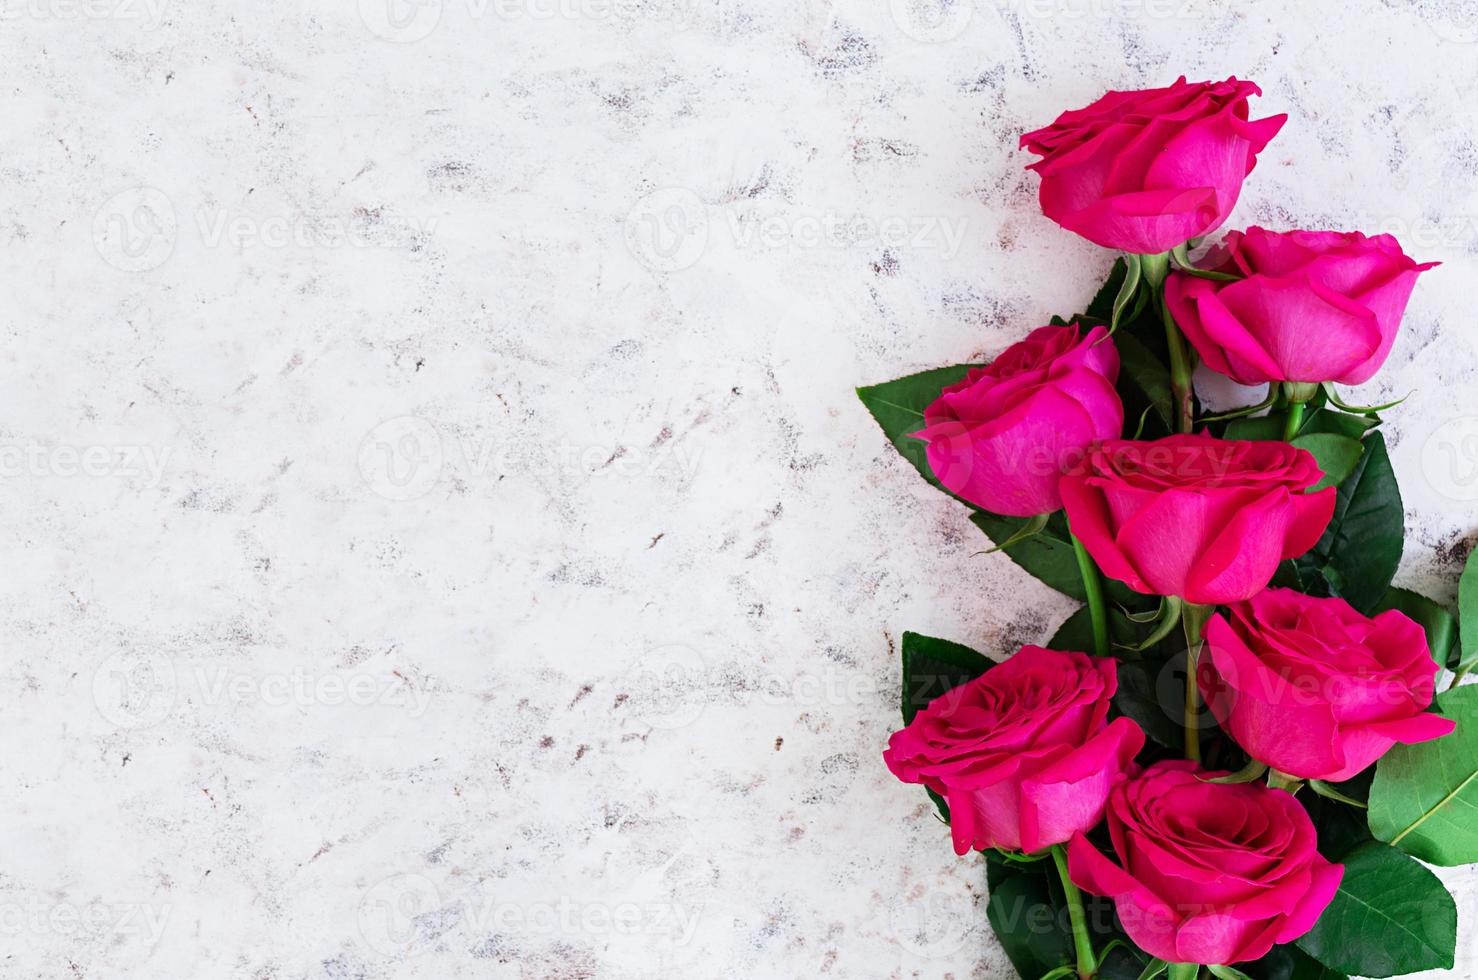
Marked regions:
[1069,531,1110,658]
[1281,399,1306,441]
[1280,381,1318,440]
[1141,251,1194,434]
[1181,602,1216,762]
[1166,964,1201,980]
[1159,293,1195,434]
[1049,844,1098,980]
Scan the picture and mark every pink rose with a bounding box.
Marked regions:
[912,323,1122,517]
[883,645,1143,855]
[1166,228,1438,385]
[1199,588,1455,782]
[1068,761,1344,965]
[1059,434,1335,604]
[1019,77,1286,254]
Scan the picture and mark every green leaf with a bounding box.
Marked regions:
[1322,383,1409,414]
[1116,596,1183,653]
[858,364,1148,607]
[1294,841,1456,977]
[1134,961,1167,980]
[1287,947,1346,980]
[1289,433,1363,492]
[1301,408,1379,440]
[970,511,1084,598]
[1200,390,1278,424]
[1459,546,1478,672]
[1371,586,1456,668]
[971,512,1140,607]
[1171,241,1242,281]
[1222,405,1377,443]
[1294,430,1403,612]
[900,632,993,823]
[857,364,974,499]
[1113,656,1181,749]
[1110,252,1143,334]
[1368,684,1477,865]
[1301,777,1375,861]
[986,862,1075,979]
[1207,966,1254,980]
[1045,604,1099,652]
[900,631,993,726]
[1240,944,1341,980]
[982,512,1051,554]
[984,854,1148,980]
[1308,780,1367,809]
[1269,559,1304,591]
[1085,258,1131,321]
[1224,414,1285,441]
[1047,603,1137,653]
[1202,759,1268,784]
[1115,332,1174,433]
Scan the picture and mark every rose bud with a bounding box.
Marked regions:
[1199,588,1455,782]
[883,645,1144,855]
[1166,228,1438,385]
[912,323,1122,517]
[1068,761,1344,966]
[1019,77,1286,254]
[1058,434,1335,605]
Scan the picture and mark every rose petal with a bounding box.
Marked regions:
[1200,615,1347,779]
[1215,274,1383,383]
[1273,857,1343,944]
[1184,489,1296,603]
[1019,717,1144,852]
[1175,910,1277,967]
[1060,471,1151,593]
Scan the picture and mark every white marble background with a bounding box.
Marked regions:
[2,0,1477,977]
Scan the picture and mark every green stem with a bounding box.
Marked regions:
[1267,770,1305,795]
[1181,602,1215,762]
[1140,252,1194,435]
[1070,532,1110,659]
[1282,400,1306,441]
[1159,293,1195,434]
[1050,844,1098,980]
[1166,965,1200,980]
[1451,663,1473,690]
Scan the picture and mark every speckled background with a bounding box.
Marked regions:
[2,0,1476,977]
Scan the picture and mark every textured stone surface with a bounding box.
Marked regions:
[2,1,1476,977]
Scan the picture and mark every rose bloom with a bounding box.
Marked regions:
[883,645,1143,855]
[1199,589,1455,782]
[1166,228,1438,385]
[913,323,1122,517]
[1058,434,1335,604]
[1068,761,1343,965]
[1019,77,1285,254]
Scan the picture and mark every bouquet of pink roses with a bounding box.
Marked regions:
[862,76,1474,980]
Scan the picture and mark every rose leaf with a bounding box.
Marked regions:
[1368,684,1478,866]
[1295,841,1456,977]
